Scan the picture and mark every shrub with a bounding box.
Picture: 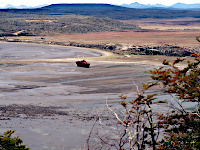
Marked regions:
[88,54,200,150]
[0,130,29,150]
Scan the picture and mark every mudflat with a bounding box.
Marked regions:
[0,42,165,149]
[1,41,198,149]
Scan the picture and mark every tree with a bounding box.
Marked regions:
[88,50,200,149]
[149,56,200,149]
[196,36,200,42]
[0,130,29,150]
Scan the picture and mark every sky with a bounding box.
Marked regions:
[0,0,200,7]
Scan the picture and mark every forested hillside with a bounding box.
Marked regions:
[0,12,139,36]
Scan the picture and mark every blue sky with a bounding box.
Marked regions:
[0,0,200,7]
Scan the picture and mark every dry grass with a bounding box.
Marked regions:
[16,17,200,49]
[25,20,54,23]
[16,29,200,50]
[122,17,200,30]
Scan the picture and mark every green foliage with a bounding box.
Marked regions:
[157,113,200,149]
[0,130,29,150]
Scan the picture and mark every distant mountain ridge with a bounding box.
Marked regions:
[171,3,200,9]
[121,2,165,9]
[0,4,48,9]
[1,3,200,20]
[121,2,200,9]
[1,2,200,10]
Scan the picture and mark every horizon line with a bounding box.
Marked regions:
[1,2,200,8]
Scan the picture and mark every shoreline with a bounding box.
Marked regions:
[0,37,190,67]
[0,39,113,63]
[0,37,111,56]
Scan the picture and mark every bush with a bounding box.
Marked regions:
[88,55,200,150]
[0,130,29,150]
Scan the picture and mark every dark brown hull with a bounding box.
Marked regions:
[76,61,90,68]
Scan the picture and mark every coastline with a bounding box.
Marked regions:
[0,37,190,67]
[0,38,113,63]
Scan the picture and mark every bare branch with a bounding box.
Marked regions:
[106,97,124,124]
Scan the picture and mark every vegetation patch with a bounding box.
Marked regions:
[0,12,139,36]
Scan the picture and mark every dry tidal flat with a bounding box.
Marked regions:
[0,42,166,149]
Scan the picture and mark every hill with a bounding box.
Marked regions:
[37,4,200,19]
[0,4,200,20]
[0,12,139,36]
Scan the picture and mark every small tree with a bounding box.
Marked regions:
[0,130,29,150]
[196,36,200,42]
[149,56,200,149]
[88,55,200,150]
